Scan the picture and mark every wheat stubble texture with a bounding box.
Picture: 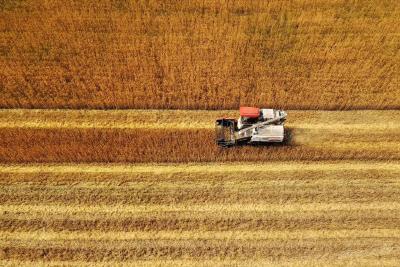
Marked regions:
[0,110,399,265]
[0,0,399,109]
[1,161,400,266]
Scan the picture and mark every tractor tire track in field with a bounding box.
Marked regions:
[1,162,400,264]
[1,110,400,162]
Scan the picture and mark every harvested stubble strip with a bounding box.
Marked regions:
[1,162,400,263]
[5,229,400,241]
[0,259,399,267]
[1,176,399,206]
[1,238,400,261]
[0,110,400,162]
[2,209,400,232]
[2,109,400,129]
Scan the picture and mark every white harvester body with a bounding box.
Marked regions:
[215,107,287,147]
[250,125,284,143]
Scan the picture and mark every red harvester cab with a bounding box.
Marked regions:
[239,107,260,118]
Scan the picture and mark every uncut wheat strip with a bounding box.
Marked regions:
[2,229,400,241]
[1,161,399,174]
[1,128,399,162]
[2,202,400,214]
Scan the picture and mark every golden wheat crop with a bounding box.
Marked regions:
[1,161,400,265]
[0,0,399,109]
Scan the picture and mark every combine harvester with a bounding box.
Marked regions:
[215,107,287,147]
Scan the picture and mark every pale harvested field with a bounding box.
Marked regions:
[0,109,399,162]
[1,161,400,265]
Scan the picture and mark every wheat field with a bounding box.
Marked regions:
[0,109,399,162]
[1,109,400,264]
[1,161,400,265]
[1,0,400,265]
[0,0,399,109]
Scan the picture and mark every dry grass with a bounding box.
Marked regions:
[2,109,400,129]
[1,162,400,264]
[0,109,399,162]
[0,0,399,109]
[1,127,400,162]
